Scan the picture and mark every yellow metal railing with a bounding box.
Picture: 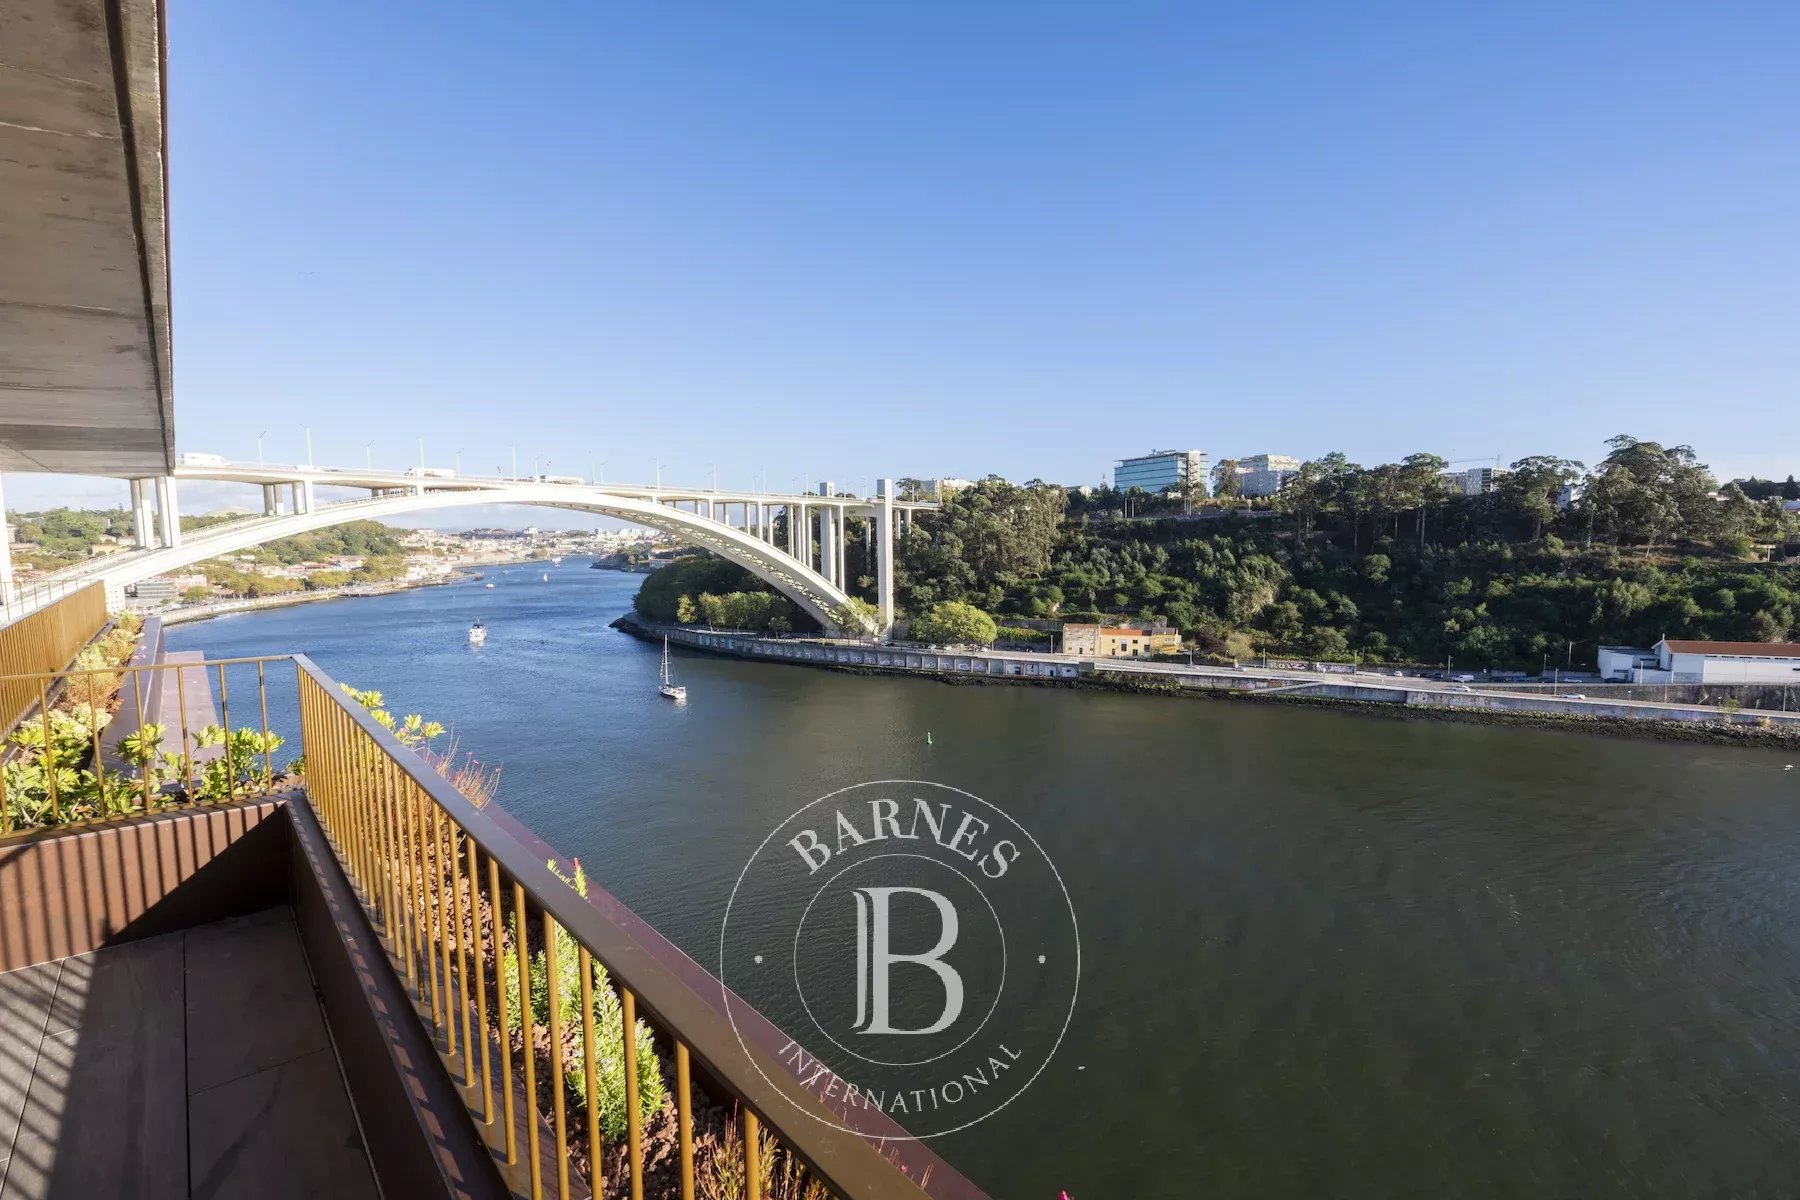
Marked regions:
[295,657,935,1200]
[0,655,293,836]
[0,583,109,736]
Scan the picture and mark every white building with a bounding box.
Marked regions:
[1598,639,1800,684]
[1236,454,1300,497]
[1445,466,1505,496]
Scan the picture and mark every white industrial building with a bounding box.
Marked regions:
[1598,639,1800,684]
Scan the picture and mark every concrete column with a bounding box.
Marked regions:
[0,473,14,609]
[155,476,181,548]
[877,478,894,634]
[761,503,771,542]
[836,508,848,589]
[301,478,315,514]
[130,479,153,548]
[815,484,835,584]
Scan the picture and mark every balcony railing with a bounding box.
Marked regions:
[296,658,939,1199]
[0,583,108,738]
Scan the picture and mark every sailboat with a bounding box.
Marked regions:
[658,637,687,702]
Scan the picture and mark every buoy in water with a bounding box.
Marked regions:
[926,731,933,745]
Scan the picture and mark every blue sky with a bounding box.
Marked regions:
[17,2,1800,523]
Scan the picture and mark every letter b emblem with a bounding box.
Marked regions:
[851,887,964,1036]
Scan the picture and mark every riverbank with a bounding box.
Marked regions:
[160,575,459,626]
[615,615,1800,748]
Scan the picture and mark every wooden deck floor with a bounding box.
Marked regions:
[0,908,376,1198]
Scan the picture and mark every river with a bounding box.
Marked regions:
[168,564,1800,1198]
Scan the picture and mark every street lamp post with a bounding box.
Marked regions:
[418,437,426,470]
[304,426,313,467]
[256,430,268,466]
[510,445,518,479]
[454,447,465,475]
[655,462,665,489]
[597,461,608,484]
[364,440,374,471]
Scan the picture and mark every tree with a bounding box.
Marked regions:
[894,479,1065,611]
[832,598,881,637]
[1577,435,1716,549]
[1501,456,1584,540]
[911,601,998,647]
[1210,460,1242,503]
[181,586,211,604]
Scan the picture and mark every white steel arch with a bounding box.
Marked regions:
[71,486,862,631]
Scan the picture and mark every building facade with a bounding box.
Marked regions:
[1114,450,1208,495]
[1061,622,1182,658]
[1599,639,1800,683]
[1446,466,1504,496]
[1236,453,1300,497]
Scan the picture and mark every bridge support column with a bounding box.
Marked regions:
[130,479,154,549]
[876,480,894,634]
[154,476,181,549]
[817,507,836,588]
[836,508,847,590]
[815,485,837,587]
[300,479,315,514]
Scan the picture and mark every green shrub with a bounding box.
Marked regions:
[500,862,665,1141]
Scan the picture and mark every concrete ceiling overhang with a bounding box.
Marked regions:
[0,0,174,477]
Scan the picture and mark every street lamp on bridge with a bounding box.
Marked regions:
[364,440,373,471]
[256,430,267,466]
[454,447,465,475]
[655,462,665,489]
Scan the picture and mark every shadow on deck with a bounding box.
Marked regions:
[0,908,375,1198]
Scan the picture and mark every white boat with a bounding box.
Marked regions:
[550,556,563,566]
[484,582,495,589]
[468,622,487,644]
[542,572,550,582]
[658,637,687,702]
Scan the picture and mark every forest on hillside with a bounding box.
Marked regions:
[640,437,1800,669]
[892,437,1800,666]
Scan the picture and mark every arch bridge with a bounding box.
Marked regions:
[5,465,935,637]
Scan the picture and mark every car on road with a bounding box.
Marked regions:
[1451,684,1473,692]
[1564,693,1587,700]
